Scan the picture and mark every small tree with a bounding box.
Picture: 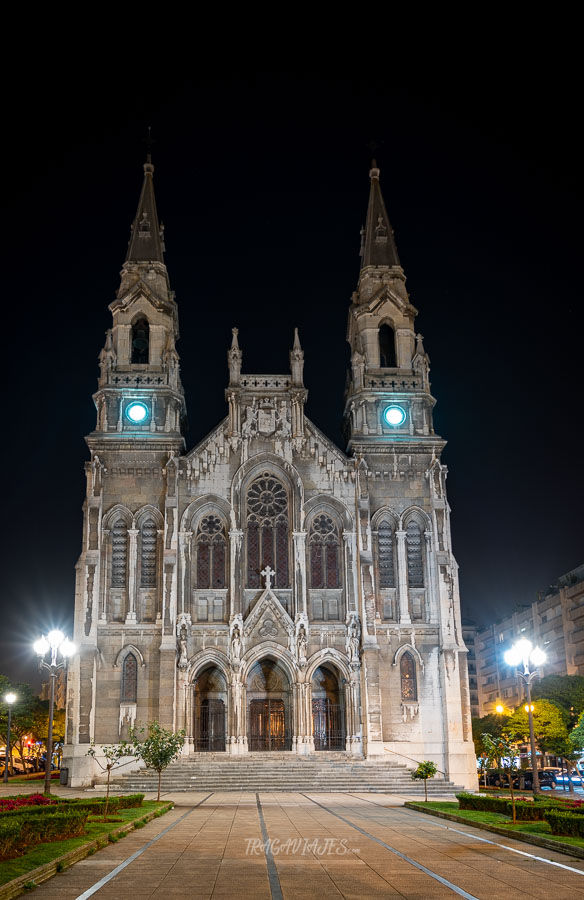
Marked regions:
[87,742,131,820]
[411,761,438,802]
[482,732,517,823]
[504,699,568,763]
[569,710,584,754]
[129,722,185,801]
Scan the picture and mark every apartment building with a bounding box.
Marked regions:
[475,564,584,716]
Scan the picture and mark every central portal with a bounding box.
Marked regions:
[249,699,286,750]
[247,658,292,751]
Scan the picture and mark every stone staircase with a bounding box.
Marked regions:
[113,752,461,794]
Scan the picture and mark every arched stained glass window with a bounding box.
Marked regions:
[406,521,424,587]
[246,474,289,588]
[400,652,417,701]
[121,652,138,703]
[309,514,341,589]
[111,519,128,587]
[195,515,227,589]
[377,520,395,588]
[140,518,158,587]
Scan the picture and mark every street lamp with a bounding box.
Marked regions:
[2,693,16,783]
[34,631,76,794]
[504,638,546,794]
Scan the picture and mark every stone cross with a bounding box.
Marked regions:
[261,566,276,590]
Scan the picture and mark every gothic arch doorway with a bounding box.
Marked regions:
[247,658,292,751]
[311,664,346,751]
[194,666,227,751]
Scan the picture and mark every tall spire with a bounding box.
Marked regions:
[126,154,165,263]
[360,161,400,269]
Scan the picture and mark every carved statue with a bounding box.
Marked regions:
[347,615,361,665]
[296,623,307,662]
[276,401,292,437]
[178,624,188,669]
[230,624,242,663]
[242,402,258,437]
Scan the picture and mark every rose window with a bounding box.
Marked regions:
[247,477,287,519]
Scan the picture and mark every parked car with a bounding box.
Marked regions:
[484,768,555,789]
[0,757,35,775]
[543,766,583,787]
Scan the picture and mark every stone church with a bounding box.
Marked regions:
[63,156,477,789]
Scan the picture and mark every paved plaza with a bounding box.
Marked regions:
[4,789,583,900]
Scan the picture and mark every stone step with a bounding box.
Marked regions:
[113,755,460,794]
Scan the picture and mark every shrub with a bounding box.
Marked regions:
[546,810,584,837]
[512,801,567,821]
[0,809,89,860]
[0,793,59,812]
[118,793,144,809]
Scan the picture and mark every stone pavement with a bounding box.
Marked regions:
[6,791,584,899]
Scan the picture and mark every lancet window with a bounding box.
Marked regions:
[246,474,289,588]
[131,317,150,364]
[400,652,417,701]
[111,519,128,587]
[406,521,424,587]
[378,323,396,368]
[140,518,158,587]
[121,652,138,703]
[309,514,341,589]
[195,515,227,589]
[377,519,395,588]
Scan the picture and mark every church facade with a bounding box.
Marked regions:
[63,157,477,789]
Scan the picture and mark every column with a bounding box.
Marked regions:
[293,531,307,616]
[229,529,243,616]
[178,531,192,616]
[126,529,139,623]
[343,531,358,614]
[395,530,411,625]
[424,529,438,623]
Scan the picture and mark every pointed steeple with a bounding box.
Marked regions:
[290,328,304,386]
[360,161,400,269]
[126,155,165,263]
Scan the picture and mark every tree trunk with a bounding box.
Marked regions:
[508,772,516,824]
[157,769,162,802]
[424,778,428,802]
[104,767,111,821]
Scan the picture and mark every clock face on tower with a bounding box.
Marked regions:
[383,405,406,427]
[125,401,149,423]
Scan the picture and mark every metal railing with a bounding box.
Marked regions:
[384,747,447,778]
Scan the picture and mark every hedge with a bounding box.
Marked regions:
[456,793,513,815]
[61,793,144,812]
[0,808,88,860]
[545,810,584,838]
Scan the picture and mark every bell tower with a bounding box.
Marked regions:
[88,154,186,450]
[344,162,434,451]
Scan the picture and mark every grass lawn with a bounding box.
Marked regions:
[0,801,169,886]
[412,801,584,850]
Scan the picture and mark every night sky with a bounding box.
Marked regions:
[1,73,582,685]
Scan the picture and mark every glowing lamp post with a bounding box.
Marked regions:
[504,639,546,794]
[2,693,16,783]
[34,631,76,794]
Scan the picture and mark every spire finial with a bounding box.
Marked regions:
[143,126,155,172]
[293,327,302,351]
